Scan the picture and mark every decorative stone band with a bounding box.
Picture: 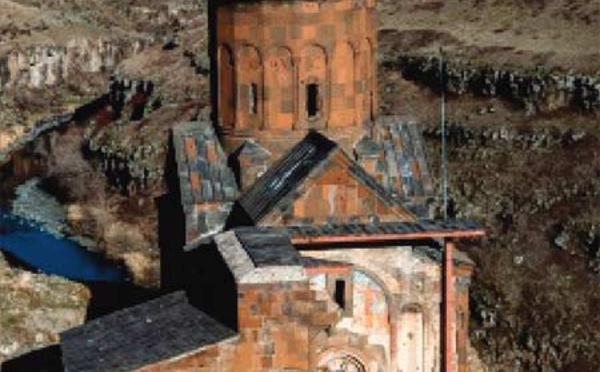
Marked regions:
[214,231,307,284]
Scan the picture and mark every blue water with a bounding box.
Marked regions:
[0,210,126,282]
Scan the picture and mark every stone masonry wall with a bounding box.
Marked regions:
[136,280,341,372]
[214,0,378,156]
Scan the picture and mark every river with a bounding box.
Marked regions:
[0,209,126,282]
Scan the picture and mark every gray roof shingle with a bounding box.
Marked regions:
[234,227,301,267]
[61,291,236,372]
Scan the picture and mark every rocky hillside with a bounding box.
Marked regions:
[377,16,600,372]
[0,0,599,370]
[0,0,205,153]
[374,1,600,370]
[0,0,205,363]
[0,251,89,364]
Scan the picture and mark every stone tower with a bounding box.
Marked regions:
[211,0,378,157]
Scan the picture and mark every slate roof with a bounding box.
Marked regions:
[237,130,338,223]
[61,291,236,372]
[377,117,433,198]
[234,227,302,267]
[173,122,237,205]
[284,220,484,241]
[236,130,414,224]
[357,117,434,216]
[173,122,238,243]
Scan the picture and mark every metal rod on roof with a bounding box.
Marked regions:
[440,48,448,221]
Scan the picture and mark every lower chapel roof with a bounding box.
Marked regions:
[60,292,236,372]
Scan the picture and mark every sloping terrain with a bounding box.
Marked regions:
[0,0,599,370]
[378,0,600,72]
[377,1,600,370]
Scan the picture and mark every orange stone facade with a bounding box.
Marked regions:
[134,245,473,372]
[214,0,378,156]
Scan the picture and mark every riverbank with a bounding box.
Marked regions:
[0,251,89,364]
[11,178,69,238]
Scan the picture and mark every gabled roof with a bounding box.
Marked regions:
[236,130,338,223]
[238,139,272,163]
[235,130,415,225]
[61,291,236,372]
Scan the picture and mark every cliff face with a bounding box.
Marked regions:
[0,38,145,91]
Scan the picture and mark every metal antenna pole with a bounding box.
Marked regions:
[440,49,448,221]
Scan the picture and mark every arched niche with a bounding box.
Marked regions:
[236,45,263,130]
[218,44,235,129]
[352,270,391,326]
[355,38,374,125]
[264,47,294,130]
[299,44,328,129]
[330,42,355,128]
[398,303,425,372]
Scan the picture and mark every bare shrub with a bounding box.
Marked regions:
[44,131,106,205]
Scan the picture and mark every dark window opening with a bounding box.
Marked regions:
[307,83,319,118]
[334,279,346,309]
[249,83,258,115]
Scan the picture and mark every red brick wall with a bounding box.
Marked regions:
[214,0,377,156]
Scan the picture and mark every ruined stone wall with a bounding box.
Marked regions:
[214,0,378,157]
[300,247,446,372]
[131,246,471,372]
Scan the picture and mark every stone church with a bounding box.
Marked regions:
[59,0,485,371]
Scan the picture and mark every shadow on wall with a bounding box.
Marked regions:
[159,130,238,329]
[1,345,63,372]
[158,130,187,291]
[182,243,238,330]
[84,281,160,321]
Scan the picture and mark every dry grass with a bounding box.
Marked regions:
[378,0,600,72]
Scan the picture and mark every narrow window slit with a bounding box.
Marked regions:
[249,83,258,115]
[334,279,345,309]
[307,83,319,118]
